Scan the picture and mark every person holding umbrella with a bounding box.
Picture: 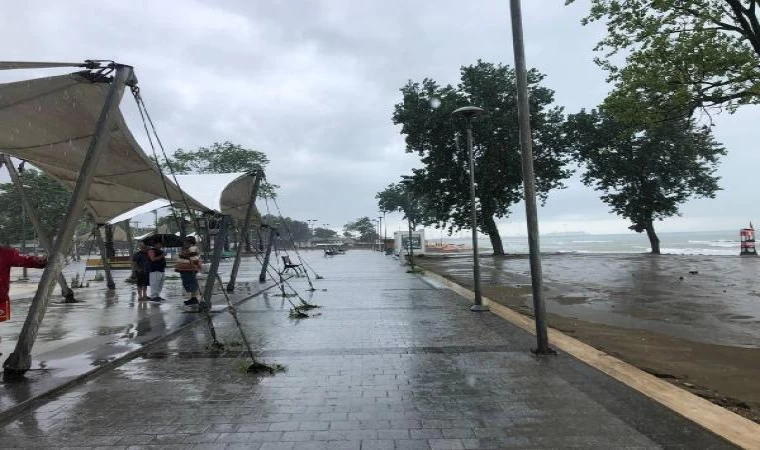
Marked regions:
[147,241,166,303]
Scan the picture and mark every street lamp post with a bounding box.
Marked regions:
[377,215,383,251]
[383,211,387,254]
[452,106,488,312]
[509,0,552,354]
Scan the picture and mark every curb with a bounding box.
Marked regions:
[420,269,760,450]
[0,281,281,424]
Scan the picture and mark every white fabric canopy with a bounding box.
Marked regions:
[107,199,170,224]
[106,173,260,224]
[0,71,206,223]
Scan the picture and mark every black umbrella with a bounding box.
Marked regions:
[141,233,184,248]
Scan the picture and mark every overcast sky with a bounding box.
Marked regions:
[2,0,758,236]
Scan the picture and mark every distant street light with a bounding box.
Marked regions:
[377,215,383,252]
[510,0,552,354]
[452,106,488,312]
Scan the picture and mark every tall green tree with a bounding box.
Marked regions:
[568,0,760,122]
[164,141,278,198]
[344,217,379,243]
[376,181,426,229]
[393,61,570,254]
[261,214,310,244]
[313,227,337,239]
[566,109,726,253]
[0,167,73,246]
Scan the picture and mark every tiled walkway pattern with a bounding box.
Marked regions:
[0,251,733,449]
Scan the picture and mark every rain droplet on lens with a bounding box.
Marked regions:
[430,98,441,109]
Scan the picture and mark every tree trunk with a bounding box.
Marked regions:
[482,214,505,255]
[645,221,660,254]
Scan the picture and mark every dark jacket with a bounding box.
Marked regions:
[148,247,166,273]
[132,250,150,273]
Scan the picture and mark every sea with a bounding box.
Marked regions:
[435,230,744,256]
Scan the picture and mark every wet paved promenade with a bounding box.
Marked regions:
[0,251,733,448]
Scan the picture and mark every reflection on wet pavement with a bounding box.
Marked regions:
[0,258,272,415]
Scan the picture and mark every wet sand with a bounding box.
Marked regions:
[419,253,760,423]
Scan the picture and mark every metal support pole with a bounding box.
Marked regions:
[1,155,75,302]
[20,203,27,280]
[122,219,135,283]
[104,224,115,258]
[465,120,487,311]
[202,215,230,309]
[92,224,116,290]
[258,226,276,283]
[122,219,134,254]
[227,174,262,292]
[3,64,133,379]
[509,0,552,354]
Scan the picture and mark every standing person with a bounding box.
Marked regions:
[0,247,46,323]
[131,243,150,301]
[147,241,166,304]
[175,236,202,310]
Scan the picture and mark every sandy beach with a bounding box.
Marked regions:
[419,252,760,422]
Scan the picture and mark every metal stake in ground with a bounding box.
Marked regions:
[452,106,488,312]
[3,64,135,379]
[1,154,76,302]
[509,0,553,354]
[215,271,276,373]
[227,172,262,292]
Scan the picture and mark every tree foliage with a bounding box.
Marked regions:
[565,109,726,253]
[0,167,74,246]
[261,214,310,243]
[164,141,278,198]
[313,227,337,239]
[376,181,426,229]
[344,217,379,243]
[568,0,760,122]
[392,61,570,254]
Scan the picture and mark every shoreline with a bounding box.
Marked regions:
[419,254,760,424]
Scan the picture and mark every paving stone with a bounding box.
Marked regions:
[360,440,395,450]
[0,252,737,449]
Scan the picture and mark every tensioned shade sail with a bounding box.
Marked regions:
[107,173,261,224]
[0,71,207,223]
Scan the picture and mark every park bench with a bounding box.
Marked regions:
[281,255,303,275]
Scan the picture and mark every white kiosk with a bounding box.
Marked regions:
[394,230,426,257]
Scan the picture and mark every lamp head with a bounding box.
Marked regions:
[452,106,486,119]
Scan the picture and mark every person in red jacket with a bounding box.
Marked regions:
[0,246,47,322]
